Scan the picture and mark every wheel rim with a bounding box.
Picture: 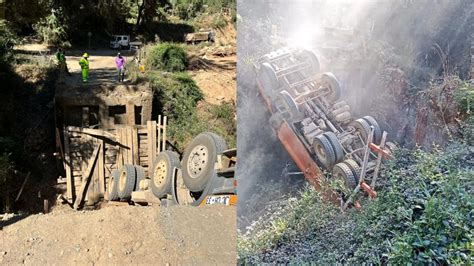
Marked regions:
[119,170,127,192]
[187,144,209,179]
[153,159,168,188]
[315,142,327,161]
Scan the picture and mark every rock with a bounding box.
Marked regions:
[1,251,6,256]
[108,252,113,258]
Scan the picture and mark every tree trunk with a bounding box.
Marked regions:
[135,0,145,31]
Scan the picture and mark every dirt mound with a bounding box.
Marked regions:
[0,205,236,264]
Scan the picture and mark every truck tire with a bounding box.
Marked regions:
[343,159,361,184]
[182,132,228,192]
[108,169,120,201]
[259,62,279,98]
[295,49,320,76]
[323,132,344,163]
[332,162,357,190]
[362,116,382,144]
[350,118,371,143]
[320,72,341,103]
[134,165,146,191]
[118,164,136,199]
[150,151,180,199]
[313,134,336,170]
[280,90,302,120]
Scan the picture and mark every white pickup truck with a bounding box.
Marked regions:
[110,35,130,49]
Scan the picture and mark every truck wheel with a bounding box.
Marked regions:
[295,49,320,76]
[118,164,136,199]
[259,62,279,97]
[108,169,120,201]
[134,165,146,191]
[150,151,180,199]
[280,90,302,120]
[313,134,336,170]
[343,159,361,184]
[171,169,194,205]
[323,132,344,163]
[182,132,228,192]
[350,118,371,143]
[332,162,357,190]
[362,116,382,144]
[320,72,341,103]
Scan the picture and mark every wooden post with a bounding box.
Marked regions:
[82,107,89,128]
[132,127,139,165]
[126,102,135,125]
[73,144,101,210]
[147,121,156,174]
[98,140,105,197]
[157,116,161,154]
[63,129,73,201]
[43,199,49,214]
[162,116,167,152]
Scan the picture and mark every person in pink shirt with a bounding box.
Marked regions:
[115,52,126,82]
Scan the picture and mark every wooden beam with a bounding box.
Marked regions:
[63,129,73,201]
[132,127,139,165]
[15,172,31,202]
[162,116,167,151]
[82,107,89,128]
[98,139,105,197]
[73,143,101,210]
[147,121,154,174]
[126,102,135,125]
[157,115,161,154]
[67,126,117,142]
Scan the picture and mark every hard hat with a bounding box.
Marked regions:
[117,52,121,56]
[83,53,89,58]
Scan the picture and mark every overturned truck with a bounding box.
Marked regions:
[55,81,236,209]
[255,48,396,207]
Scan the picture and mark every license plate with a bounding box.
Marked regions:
[205,195,231,205]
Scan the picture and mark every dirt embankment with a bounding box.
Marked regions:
[0,204,236,265]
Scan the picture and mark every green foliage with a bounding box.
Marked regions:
[33,9,69,47]
[171,0,235,19]
[147,43,188,72]
[212,14,227,28]
[0,20,18,65]
[455,81,474,115]
[148,71,235,150]
[239,143,473,264]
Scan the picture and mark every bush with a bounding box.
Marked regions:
[0,20,18,65]
[147,43,188,72]
[33,9,69,47]
[238,142,474,264]
[148,71,236,150]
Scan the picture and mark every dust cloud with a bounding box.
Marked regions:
[236,0,473,229]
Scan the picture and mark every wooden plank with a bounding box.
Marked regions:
[126,102,135,125]
[116,128,123,169]
[67,126,118,142]
[82,107,89,128]
[151,121,157,166]
[147,121,154,174]
[73,143,101,210]
[127,127,133,164]
[132,127,139,165]
[162,116,167,152]
[157,116,161,154]
[63,129,73,201]
[98,139,105,197]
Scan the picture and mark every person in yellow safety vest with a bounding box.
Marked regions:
[79,53,90,83]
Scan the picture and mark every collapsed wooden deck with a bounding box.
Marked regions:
[57,116,167,207]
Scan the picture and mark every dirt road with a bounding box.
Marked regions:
[0,204,236,265]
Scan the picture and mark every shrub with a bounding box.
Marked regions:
[238,142,473,264]
[147,43,188,72]
[33,9,69,47]
[0,20,18,65]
